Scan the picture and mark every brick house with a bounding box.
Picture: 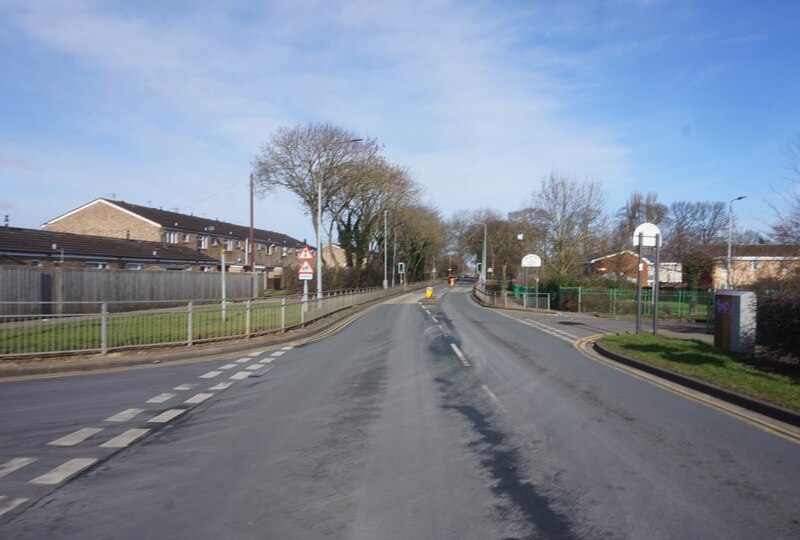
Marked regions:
[0,226,218,270]
[704,244,800,289]
[42,198,309,282]
[589,251,682,286]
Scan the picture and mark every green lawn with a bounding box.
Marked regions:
[599,334,800,411]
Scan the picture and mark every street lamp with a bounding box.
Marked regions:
[727,195,746,290]
[316,138,363,299]
[479,222,487,289]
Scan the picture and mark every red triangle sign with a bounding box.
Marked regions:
[299,261,314,274]
[298,246,313,260]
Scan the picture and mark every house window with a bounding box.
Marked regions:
[164,231,178,244]
[86,262,109,269]
[211,237,219,247]
[182,233,190,243]
[31,259,41,267]
[235,240,242,248]
[224,239,233,251]
[126,263,144,270]
[282,246,287,257]
[197,235,208,249]
[748,260,758,272]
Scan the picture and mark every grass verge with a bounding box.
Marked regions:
[598,334,800,412]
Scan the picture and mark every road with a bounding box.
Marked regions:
[1,284,799,539]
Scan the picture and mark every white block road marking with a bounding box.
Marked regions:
[219,363,238,370]
[270,350,285,357]
[31,458,98,485]
[199,371,222,379]
[236,358,250,363]
[450,343,470,367]
[0,458,37,480]
[481,385,509,415]
[48,428,104,447]
[259,358,273,364]
[146,393,175,404]
[0,496,29,518]
[246,364,261,371]
[104,408,144,422]
[147,409,186,423]
[248,351,263,357]
[100,428,150,448]
[431,316,439,323]
[184,393,214,404]
[174,384,196,391]
[280,346,294,351]
[230,371,251,380]
[209,382,233,391]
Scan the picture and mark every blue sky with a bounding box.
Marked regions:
[1,0,798,243]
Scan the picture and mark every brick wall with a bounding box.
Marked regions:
[45,201,161,242]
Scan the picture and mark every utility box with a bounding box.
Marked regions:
[714,291,757,355]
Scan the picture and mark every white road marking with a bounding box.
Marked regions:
[100,428,150,448]
[281,346,294,351]
[219,363,238,370]
[104,409,144,422]
[481,384,509,415]
[230,371,251,380]
[0,458,37,480]
[438,324,447,333]
[199,371,222,379]
[174,384,196,391]
[431,315,439,323]
[184,393,214,404]
[146,393,175,404]
[271,350,285,357]
[0,496,29,518]
[236,358,250,363]
[245,365,261,371]
[48,428,104,447]
[259,358,273,364]
[248,351,263,357]
[147,409,186,423]
[450,343,470,367]
[209,382,233,390]
[30,458,98,485]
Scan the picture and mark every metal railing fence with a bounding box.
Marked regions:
[474,286,551,311]
[557,287,715,321]
[0,286,397,358]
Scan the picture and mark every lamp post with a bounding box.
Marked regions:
[316,138,363,299]
[727,195,746,290]
[479,222,487,289]
[383,209,388,289]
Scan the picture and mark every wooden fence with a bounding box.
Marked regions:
[0,266,265,315]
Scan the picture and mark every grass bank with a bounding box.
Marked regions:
[598,334,800,412]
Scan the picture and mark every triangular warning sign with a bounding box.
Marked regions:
[299,261,314,274]
[298,246,313,260]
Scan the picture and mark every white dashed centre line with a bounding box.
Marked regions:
[280,346,294,351]
[219,363,238,370]
[450,343,470,367]
[48,428,104,447]
[174,384,196,391]
[147,409,186,423]
[104,408,144,422]
[146,393,175,404]
[245,365,261,371]
[271,350,285,357]
[235,358,250,363]
[184,393,214,404]
[259,358,273,364]
[0,496,29,518]
[209,382,233,391]
[248,351,263,357]
[431,315,439,323]
[199,371,222,379]
[230,371,251,380]
[31,458,98,485]
[0,458,37,480]
[100,428,150,448]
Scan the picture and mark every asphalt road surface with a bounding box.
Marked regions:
[1,284,799,539]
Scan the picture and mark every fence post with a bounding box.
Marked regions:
[187,301,194,346]
[578,287,582,313]
[281,298,286,331]
[246,299,251,338]
[101,302,108,355]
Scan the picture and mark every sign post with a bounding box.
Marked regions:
[633,223,662,335]
[521,254,541,309]
[297,245,314,310]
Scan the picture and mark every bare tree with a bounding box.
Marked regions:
[523,173,607,284]
[252,122,380,249]
[612,192,669,250]
[771,133,800,243]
